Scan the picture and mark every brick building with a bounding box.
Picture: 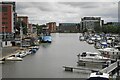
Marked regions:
[0,2,16,40]
[46,22,56,32]
[59,23,80,33]
[17,16,28,26]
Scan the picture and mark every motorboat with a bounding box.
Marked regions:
[79,36,85,41]
[87,72,109,80]
[33,46,39,50]
[87,39,94,44]
[41,36,52,43]
[77,52,110,63]
[100,41,108,48]
[26,49,32,55]
[5,55,23,61]
[0,61,4,64]
[91,37,96,41]
[18,51,28,58]
[97,47,120,55]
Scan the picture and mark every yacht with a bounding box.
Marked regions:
[98,47,120,55]
[77,52,110,63]
[87,72,109,80]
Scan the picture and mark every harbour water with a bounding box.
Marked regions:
[1,33,106,78]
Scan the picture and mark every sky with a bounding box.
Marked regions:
[3,0,120,25]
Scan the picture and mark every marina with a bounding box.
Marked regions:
[1,33,120,79]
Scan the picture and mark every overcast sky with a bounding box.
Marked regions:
[12,0,119,25]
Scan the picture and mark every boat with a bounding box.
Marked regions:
[77,52,110,63]
[100,41,108,48]
[17,51,28,58]
[97,47,120,55]
[0,61,4,64]
[79,36,85,41]
[87,39,94,44]
[87,72,109,80]
[41,35,52,43]
[5,55,23,61]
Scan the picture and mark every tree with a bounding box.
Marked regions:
[36,24,43,35]
[16,21,28,35]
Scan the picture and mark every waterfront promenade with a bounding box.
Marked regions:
[0,46,20,59]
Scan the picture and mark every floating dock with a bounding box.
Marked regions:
[63,66,99,72]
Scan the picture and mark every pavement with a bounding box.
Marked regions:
[0,46,20,59]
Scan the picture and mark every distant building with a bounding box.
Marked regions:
[17,16,28,27]
[28,24,33,33]
[32,25,37,34]
[46,22,56,32]
[16,16,28,36]
[104,22,119,26]
[81,17,103,32]
[59,23,80,33]
[0,2,17,41]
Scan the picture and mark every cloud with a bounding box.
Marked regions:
[16,2,118,24]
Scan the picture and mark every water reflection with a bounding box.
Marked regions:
[41,43,51,48]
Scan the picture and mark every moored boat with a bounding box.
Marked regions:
[87,72,109,80]
[5,55,23,61]
[77,52,110,63]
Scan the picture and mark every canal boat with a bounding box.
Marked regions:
[77,52,110,63]
[87,72,109,80]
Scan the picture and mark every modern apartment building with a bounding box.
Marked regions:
[0,2,17,40]
[81,17,103,32]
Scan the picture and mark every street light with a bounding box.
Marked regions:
[2,26,7,45]
[19,18,23,49]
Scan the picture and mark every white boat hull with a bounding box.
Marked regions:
[5,57,23,61]
[79,58,108,63]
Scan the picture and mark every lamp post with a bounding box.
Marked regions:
[2,26,7,46]
[20,18,23,49]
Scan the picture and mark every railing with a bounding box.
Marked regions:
[100,61,119,74]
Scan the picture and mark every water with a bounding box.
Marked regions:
[2,33,102,78]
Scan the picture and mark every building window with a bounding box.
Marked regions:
[2,17,7,20]
[2,22,8,24]
[0,6,2,12]
[2,7,8,12]
[3,13,7,15]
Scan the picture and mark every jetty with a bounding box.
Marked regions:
[63,66,99,72]
[100,61,120,75]
[63,60,120,76]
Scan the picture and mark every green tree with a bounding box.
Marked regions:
[16,21,28,35]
